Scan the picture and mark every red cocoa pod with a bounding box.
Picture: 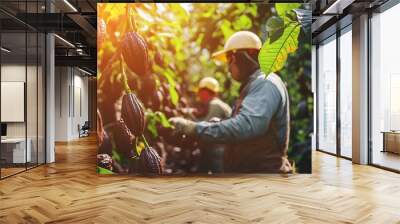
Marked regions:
[140,146,163,175]
[121,32,149,77]
[121,93,145,136]
[110,120,136,158]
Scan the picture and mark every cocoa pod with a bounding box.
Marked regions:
[121,32,149,77]
[140,147,163,175]
[140,74,156,94]
[121,93,145,136]
[97,154,113,171]
[110,120,136,158]
[138,74,157,107]
[98,133,112,155]
[149,90,162,111]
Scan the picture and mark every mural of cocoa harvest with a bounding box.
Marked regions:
[97,3,312,175]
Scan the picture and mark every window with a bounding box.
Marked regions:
[339,27,352,158]
[370,3,400,171]
[317,35,337,154]
[0,1,47,179]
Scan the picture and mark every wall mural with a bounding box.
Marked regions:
[97,3,312,175]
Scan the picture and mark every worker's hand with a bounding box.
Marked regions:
[168,117,197,136]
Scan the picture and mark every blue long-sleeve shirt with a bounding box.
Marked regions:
[196,70,289,147]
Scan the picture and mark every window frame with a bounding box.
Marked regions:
[315,21,353,160]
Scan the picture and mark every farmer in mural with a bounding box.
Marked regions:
[195,77,231,122]
[195,77,231,173]
[170,31,293,173]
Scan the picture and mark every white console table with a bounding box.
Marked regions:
[1,138,31,163]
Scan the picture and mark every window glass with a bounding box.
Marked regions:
[1,22,28,178]
[371,3,400,171]
[317,36,337,154]
[339,27,352,158]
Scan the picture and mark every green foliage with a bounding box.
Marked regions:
[112,149,121,163]
[275,3,301,18]
[259,3,305,76]
[146,110,172,138]
[266,16,284,33]
[259,22,300,75]
[233,15,252,30]
[265,16,284,43]
[163,69,180,106]
[97,166,114,174]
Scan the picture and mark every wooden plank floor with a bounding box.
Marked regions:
[0,136,399,224]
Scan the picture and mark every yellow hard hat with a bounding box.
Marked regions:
[199,77,220,93]
[212,31,262,62]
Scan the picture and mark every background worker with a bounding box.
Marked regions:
[195,77,231,173]
[170,31,292,173]
[196,77,231,122]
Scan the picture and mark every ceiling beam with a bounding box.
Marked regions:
[322,0,356,14]
[67,13,96,39]
[55,55,96,71]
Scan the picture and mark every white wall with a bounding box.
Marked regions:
[54,67,89,141]
[1,63,46,164]
[72,73,89,138]
[55,66,69,141]
[1,65,26,142]
[1,65,30,138]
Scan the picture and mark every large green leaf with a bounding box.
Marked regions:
[275,3,301,18]
[258,22,300,75]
